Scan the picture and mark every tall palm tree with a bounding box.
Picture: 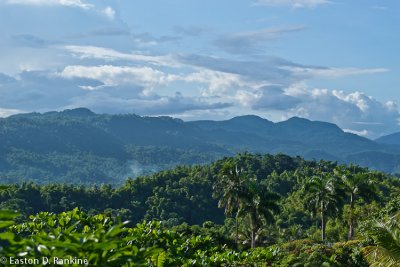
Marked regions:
[239,180,280,248]
[303,173,343,241]
[213,162,248,247]
[335,165,378,240]
[363,213,400,267]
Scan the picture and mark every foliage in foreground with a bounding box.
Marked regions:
[363,213,400,267]
[0,209,373,266]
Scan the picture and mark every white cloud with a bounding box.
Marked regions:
[251,86,301,110]
[61,48,271,98]
[332,90,370,112]
[343,129,369,136]
[62,47,389,87]
[63,45,178,67]
[0,107,23,117]
[1,38,396,138]
[253,0,331,8]
[59,64,257,99]
[59,65,180,94]
[101,6,115,20]
[234,90,260,107]
[183,70,248,97]
[6,0,93,9]
[280,86,400,138]
[0,69,231,116]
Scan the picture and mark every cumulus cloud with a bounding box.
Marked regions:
[64,47,377,104]
[234,90,259,108]
[215,25,305,54]
[251,86,301,110]
[249,84,400,138]
[2,40,396,138]
[59,64,256,99]
[182,70,249,97]
[0,69,231,116]
[253,0,331,8]
[59,65,181,96]
[6,0,93,9]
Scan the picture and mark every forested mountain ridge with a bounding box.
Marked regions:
[0,108,400,183]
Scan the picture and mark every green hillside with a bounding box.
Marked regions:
[1,108,400,184]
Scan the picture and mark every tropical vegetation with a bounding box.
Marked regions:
[2,109,400,185]
[1,153,400,266]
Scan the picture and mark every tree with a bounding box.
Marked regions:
[213,162,248,247]
[335,165,378,240]
[303,172,343,241]
[363,213,400,267]
[239,179,280,248]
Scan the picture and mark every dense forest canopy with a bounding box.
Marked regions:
[1,153,400,266]
[1,109,400,184]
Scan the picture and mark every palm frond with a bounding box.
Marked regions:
[363,213,400,266]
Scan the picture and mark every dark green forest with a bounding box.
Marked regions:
[1,153,400,266]
[2,109,400,185]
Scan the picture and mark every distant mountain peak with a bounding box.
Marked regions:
[229,115,273,124]
[61,108,96,117]
[286,116,310,122]
[280,116,342,131]
[376,132,400,145]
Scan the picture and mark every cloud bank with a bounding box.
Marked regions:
[251,84,399,137]
[0,45,396,138]
[0,0,397,139]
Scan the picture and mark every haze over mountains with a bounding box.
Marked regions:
[0,108,399,184]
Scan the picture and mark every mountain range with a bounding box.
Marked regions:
[0,108,399,184]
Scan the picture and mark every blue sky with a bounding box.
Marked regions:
[0,0,398,138]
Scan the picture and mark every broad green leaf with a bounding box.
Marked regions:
[0,210,19,220]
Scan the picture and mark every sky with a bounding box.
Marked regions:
[0,0,399,138]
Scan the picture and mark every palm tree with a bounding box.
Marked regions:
[240,180,280,248]
[303,173,343,241]
[335,165,378,240]
[363,213,400,267]
[213,162,248,247]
